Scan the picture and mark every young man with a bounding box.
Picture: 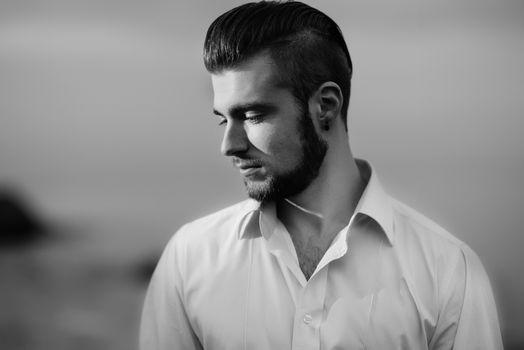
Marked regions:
[140,2,502,349]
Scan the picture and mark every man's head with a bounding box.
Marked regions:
[204,1,352,128]
[205,2,352,202]
[211,53,328,202]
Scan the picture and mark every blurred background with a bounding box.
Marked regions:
[0,0,523,349]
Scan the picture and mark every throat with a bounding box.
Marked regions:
[276,199,340,281]
[290,236,327,280]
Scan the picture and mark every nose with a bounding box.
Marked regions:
[220,120,249,156]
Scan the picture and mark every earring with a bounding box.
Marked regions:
[322,120,330,131]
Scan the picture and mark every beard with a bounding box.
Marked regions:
[244,110,328,203]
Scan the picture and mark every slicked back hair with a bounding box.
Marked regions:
[203,1,353,129]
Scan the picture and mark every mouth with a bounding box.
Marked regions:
[238,166,261,176]
[233,159,263,176]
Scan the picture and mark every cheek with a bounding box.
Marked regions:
[246,124,302,158]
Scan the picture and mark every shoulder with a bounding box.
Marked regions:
[389,198,495,313]
[159,199,260,289]
[390,195,496,282]
[388,200,502,347]
[165,199,258,253]
[179,199,256,235]
[390,197,496,295]
[388,198,477,295]
[391,197,467,257]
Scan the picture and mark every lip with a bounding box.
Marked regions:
[238,166,261,176]
[233,158,261,168]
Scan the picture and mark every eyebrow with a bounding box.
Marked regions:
[213,102,277,118]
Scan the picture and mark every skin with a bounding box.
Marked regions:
[212,54,327,202]
[212,54,310,201]
[211,52,365,279]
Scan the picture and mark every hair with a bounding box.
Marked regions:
[203,1,353,129]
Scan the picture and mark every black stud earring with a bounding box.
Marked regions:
[322,120,330,131]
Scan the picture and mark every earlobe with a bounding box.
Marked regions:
[321,119,330,131]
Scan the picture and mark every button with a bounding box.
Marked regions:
[303,314,313,324]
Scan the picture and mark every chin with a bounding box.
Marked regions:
[244,177,279,202]
[244,173,310,203]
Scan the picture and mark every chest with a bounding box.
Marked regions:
[290,234,330,280]
[182,238,435,350]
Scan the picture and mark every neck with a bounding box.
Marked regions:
[279,136,365,238]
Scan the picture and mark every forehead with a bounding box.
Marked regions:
[211,54,286,111]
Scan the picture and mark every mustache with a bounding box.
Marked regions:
[232,157,263,168]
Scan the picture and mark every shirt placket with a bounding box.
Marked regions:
[290,226,351,350]
[259,206,352,350]
[291,268,328,350]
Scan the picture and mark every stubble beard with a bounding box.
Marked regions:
[244,110,328,203]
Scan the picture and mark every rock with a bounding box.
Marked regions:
[0,188,45,246]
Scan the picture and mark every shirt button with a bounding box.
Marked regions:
[303,314,313,325]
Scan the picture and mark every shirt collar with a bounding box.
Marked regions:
[353,159,396,245]
[236,199,262,240]
[237,159,396,245]
[235,199,277,241]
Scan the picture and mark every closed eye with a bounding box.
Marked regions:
[244,111,264,124]
[213,103,275,126]
[217,117,227,126]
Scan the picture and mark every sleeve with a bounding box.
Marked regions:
[429,244,503,350]
[452,245,503,349]
[139,230,203,350]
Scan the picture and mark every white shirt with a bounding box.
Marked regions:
[140,160,502,350]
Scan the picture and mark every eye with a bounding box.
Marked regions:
[217,117,227,126]
[244,111,263,123]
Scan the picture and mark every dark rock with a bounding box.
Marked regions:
[0,188,45,246]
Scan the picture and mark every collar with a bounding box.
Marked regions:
[237,159,396,245]
[354,159,396,245]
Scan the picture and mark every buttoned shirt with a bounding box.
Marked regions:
[140,160,502,350]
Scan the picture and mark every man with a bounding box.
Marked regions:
[140,2,503,349]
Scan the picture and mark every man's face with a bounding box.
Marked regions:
[211,53,327,202]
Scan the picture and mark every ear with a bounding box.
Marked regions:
[310,82,343,132]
